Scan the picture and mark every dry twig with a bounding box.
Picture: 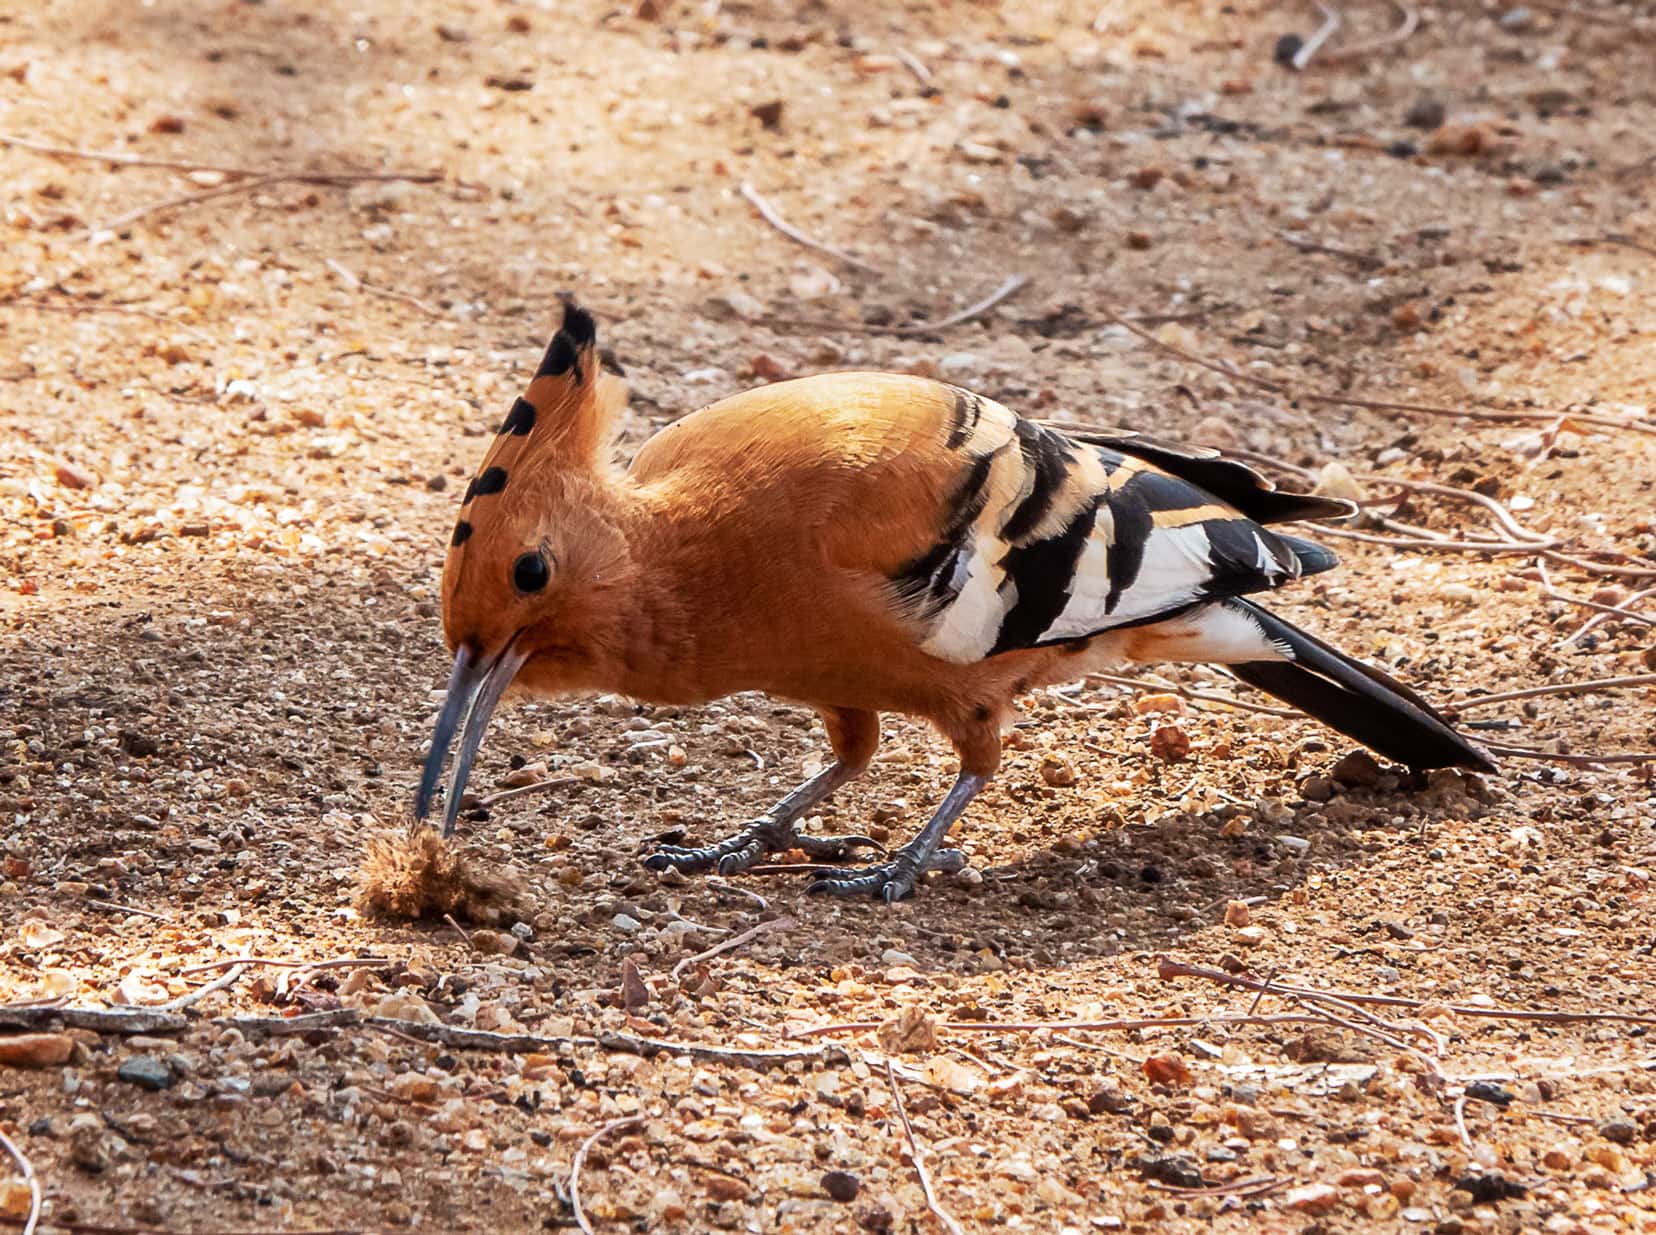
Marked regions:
[893,47,936,90]
[791,1011,1370,1039]
[1082,670,1300,718]
[0,132,251,176]
[1451,675,1656,712]
[324,259,443,319]
[570,1116,645,1235]
[738,182,879,273]
[1157,957,1656,1025]
[884,1060,965,1235]
[476,774,583,809]
[1320,1,1419,63]
[1292,2,1344,70]
[443,914,475,951]
[178,955,388,977]
[1095,303,1656,436]
[155,960,248,1013]
[0,1127,40,1235]
[1481,742,1656,766]
[875,274,1030,336]
[1562,587,1655,647]
[670,915,794,981]
[0,1006,188,1035]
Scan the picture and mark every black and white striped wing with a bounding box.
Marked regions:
[888,394,1340,665]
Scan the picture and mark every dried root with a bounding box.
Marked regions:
[357,819,526,925]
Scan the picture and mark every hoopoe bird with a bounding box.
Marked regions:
[415,300,1495,901]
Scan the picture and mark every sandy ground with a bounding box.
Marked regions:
[2,1,1654,1232]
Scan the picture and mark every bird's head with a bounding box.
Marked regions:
[415,297,631,834]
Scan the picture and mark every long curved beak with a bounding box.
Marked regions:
[413,639,531,836]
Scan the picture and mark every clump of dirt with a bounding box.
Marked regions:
[357,820,525,925]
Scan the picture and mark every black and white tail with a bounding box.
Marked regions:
[1222,599,1496,772]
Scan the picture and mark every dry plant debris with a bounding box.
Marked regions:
[357,823,526,925]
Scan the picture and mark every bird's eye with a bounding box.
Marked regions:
[512,551,551,593]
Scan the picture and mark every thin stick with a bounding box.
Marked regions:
[0,1128,40,1235]
[1542,549,1656,579]
[0,132,254,176]
[670,915,793,981]
[477,775,582,809]
[1453,1094,1474,1151]
[1537,583,1656,629]
[1145,1174,1283,1198]
[1308,394,1656,438]
[90,173,285,232]
[1097,304,1285,393]
[876,274,1030,336]
[1320,1,1419,63]
[1157,957,1656,1025]
[1292,2,1343,70]
[738,182,880,273]
[178,955,387,977]
[220,1007,844,1068]
[705,877,769,911]
[1273,229,1383,269]
[1083,670,1300,718]
[790,1012,1367,1039]
[0,1006,188,1035]
[570,1116,645,1235]
[1094,302,1656,437]
[443,914,475,951]
[1562,587,1655,646]
[1451,675,1656,712]
[1316,525,1549,555]
[1482,742,1656,766]
[893,47,935,89]
[92,168,445,234]
[155,960,247,1013]
[884,1060,965,1235]
[323,259,443,320]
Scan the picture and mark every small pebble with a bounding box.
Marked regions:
[0,1033,74,1069]
[821,1170,861,1202]
[1404,97,1447,130]
[117,1055,174,1091]
[1599,1118,1637,1146]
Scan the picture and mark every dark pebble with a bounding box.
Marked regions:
[1453,1173,1527,1204]
[1405,97,1447,130]
[1273,33,1304,66]
[821,1170,861,1203]
[1134,1153,1205,1188]
[117,1055,174,1091]
[1465,1080,1516,1107]
[1599,1118,1637,1145]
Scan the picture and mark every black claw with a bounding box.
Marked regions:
[794,832,886,861]
[807,860,919,901]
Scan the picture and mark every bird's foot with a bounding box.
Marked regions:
[643,819,883,876]
[806,848,968,902]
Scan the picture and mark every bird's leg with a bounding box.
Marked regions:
[807,771,986,902]
[643,761,883,874]
[642,708,883,876]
